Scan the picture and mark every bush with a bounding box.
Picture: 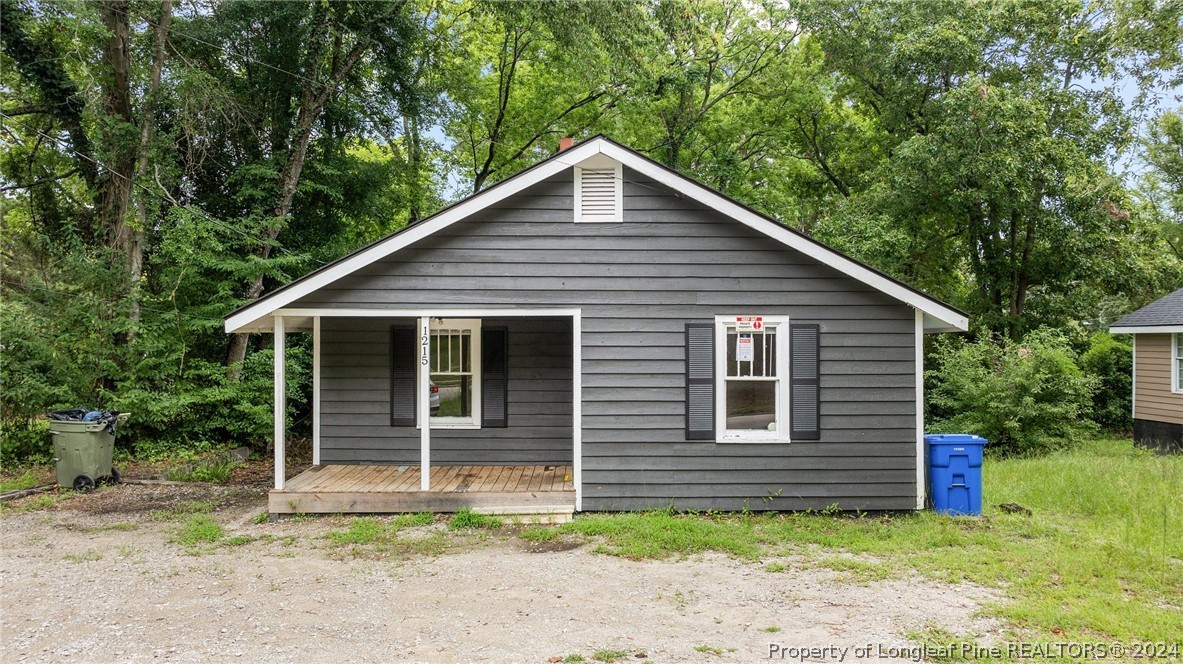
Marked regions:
[1078,333,1132,431]
[0,419,53,466]
[928,329,1098,456]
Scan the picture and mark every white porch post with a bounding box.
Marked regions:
[572,311,582,512]
[419,315,431,491]
[273,315,286,490]
[312,316,321,466]
[915,308,925,510]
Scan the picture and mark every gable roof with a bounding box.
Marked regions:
[1109,287,1183,333]
[225,136,969,334]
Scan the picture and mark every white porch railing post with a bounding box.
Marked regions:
[419,315,431,491]
[312,316,321,466]
[274,315,286,491]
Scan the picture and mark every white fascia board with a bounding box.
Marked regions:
[1110,325,1183,334]
[224,141,608,333]
[594,142,969,332]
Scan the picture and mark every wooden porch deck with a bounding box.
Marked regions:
[269,464,575,517]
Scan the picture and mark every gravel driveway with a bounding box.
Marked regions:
[0,485,998,663]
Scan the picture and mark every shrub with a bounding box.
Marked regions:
[1078,333,1132,431]
[928,329,1098,456]
[0,418,53,466]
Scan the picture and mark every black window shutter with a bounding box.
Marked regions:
[790,323,821,440]
[390,326,416,426]
[481,327,509,428]
[685,323,715,440]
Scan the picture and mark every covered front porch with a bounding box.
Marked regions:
[269,464,576,518]
[265,308,582,516]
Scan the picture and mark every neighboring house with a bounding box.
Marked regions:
[1109,288,1183,452]
[224,136,969,517]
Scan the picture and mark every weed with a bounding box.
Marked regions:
[167,458,237,483]
[760,626,781,633]
[448,508,502,530]
[61,551,103,563]
[592,649,629,662]
[764,562,788,572]
[693,645,735,655]
[176,514,224,546]
[252,512,270,525]
[519,527,560,543]
[563,655,587,663]
[222,535,256,547]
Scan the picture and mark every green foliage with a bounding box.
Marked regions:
[0,419,52,466]
[446,507,502,530]
[1079,333,1133,431]
[927,329,1098,455]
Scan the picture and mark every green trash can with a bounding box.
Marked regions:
[49,413,128,491]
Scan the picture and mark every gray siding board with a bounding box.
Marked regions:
[301,167,920,511]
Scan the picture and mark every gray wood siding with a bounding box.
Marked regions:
[319,317,573,466]
[301,168,918,511]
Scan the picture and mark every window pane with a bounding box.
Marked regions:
[430,330,471,374]
[431,373,472,418]
[725,380,776,430]
[725,330,776,377]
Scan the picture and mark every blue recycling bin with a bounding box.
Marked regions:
[925,434,987,516]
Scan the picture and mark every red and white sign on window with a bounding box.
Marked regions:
[735,316,763,332]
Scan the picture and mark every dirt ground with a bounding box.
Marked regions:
[0,482,1000,663]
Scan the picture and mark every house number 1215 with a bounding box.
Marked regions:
[420,324,430,366]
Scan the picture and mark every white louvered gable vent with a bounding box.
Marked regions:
[575,161,623,222]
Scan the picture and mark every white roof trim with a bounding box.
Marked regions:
[226,137,968,333]
[1110,325,1183,334]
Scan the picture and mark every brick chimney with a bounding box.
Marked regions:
[558,137,574,152]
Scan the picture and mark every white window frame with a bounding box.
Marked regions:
[417,318,482,430]
[1173,333,1182,394]
[714,315,791,442]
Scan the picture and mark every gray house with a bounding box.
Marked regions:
[225,136,968,518]
[1109,288,1183,452]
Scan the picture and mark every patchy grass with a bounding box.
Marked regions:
[321,514,439,558]
[61,551,103,563]
[518,437,1182,644]
[176,514,224,546]
[693,645,735,656]
[592,649,630,663]
[0,469,45,492]
[149,500,213,522]
[760,626,781,633]
[447,508,503,530]
[562,655,587,663]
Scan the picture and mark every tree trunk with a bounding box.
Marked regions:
[99,0,137,246]
[127,0,173,343]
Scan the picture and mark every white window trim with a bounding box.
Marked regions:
[1173,333,1182,395]
[574,162,623,223]
[416,318,482,430]
[714,315,791,443]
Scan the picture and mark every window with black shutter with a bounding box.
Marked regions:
[391,319,504,428]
